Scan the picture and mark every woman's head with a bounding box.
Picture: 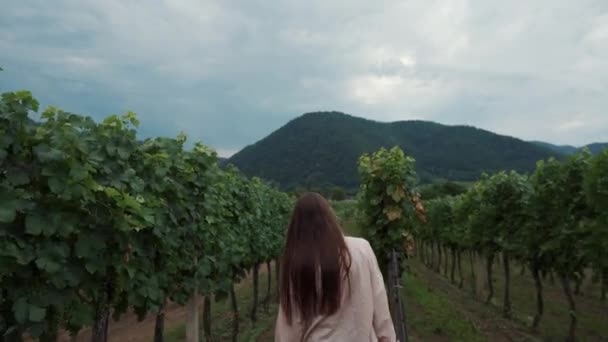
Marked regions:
[280,192,351,326]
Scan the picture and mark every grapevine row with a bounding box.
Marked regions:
[0,90,292,341]
[412,150,607,341]
[356,146,607,341]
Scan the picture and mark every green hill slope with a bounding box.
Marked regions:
[228,111,561,189]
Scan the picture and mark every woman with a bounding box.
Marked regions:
[275,192,396,341]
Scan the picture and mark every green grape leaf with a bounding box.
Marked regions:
[12,298,28,324]
[28,305,46,322]
[7,171,30,186]
[35,257,61,273]
[0,205,16,223]
[69,165,88,181]
[25,214,45,235]
[33,144,64,162]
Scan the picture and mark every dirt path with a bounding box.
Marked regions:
[56,266,270,342]
[57,301,189,342]
[255,327,275,342]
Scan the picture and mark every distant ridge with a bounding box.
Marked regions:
[531,141,607,156]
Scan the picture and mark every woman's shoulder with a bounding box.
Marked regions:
[344,236,373,253]
[344,237,377,275]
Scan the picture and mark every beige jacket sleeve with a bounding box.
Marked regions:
[365,241,397,341]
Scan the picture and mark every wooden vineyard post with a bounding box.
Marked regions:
[185,291,199,342]
[387,249,408,342]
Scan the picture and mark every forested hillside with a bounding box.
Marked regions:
[531,141,607,156]
[530,141,579,155]
[228,111,560,190]
[587,143,608,154]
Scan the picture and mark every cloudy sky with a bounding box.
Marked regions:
[1,0,607,156]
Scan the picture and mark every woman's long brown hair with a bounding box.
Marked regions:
[280,192,352,327]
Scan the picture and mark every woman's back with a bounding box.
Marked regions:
[275,236,396,341]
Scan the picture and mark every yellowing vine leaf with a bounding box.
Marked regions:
[390,186,406,202]
[384,206,402,221]
[402,232,415,257]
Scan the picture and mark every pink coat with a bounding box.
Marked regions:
[275,237,397,341]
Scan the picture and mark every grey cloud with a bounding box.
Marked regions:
[1,0,607,156]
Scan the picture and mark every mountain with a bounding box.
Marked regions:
[227,111,561,190]
[586,143,608,154]
[530,141,578,155]
[531,141,608,155]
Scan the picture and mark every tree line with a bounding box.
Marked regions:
[0,90,292,342]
